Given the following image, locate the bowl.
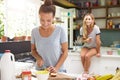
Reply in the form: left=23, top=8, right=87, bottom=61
left=36, top=70, right=49, bottom=80
left=107, top=51, right=113, bottom=55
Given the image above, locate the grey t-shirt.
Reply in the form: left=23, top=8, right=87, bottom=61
left=80, top=25, right=101, bottom=48
left=31, top=25, right=67, bottom=72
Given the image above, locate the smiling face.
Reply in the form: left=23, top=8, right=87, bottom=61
left=84, top=15, right=93, bottom=26
left=39, top=12, right=54, bottom=29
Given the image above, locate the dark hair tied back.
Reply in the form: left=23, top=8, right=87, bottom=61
left=44, top=0, right=53, bottom=6
left=39, top=0, right=56, bottom=17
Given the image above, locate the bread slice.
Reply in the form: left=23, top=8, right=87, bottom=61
left=50, top=73, right=57, bottom=77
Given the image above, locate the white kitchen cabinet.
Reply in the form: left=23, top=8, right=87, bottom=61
left=99, top=57, right=120, bottom=75
left=64, top=50, right=120, bottom=75
left=64, top=53, right=83, bottom=74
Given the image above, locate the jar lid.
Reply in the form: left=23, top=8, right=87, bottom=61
left=5, top=50, right=11, bottom=53
left=22, top=71, right=31, bottom=75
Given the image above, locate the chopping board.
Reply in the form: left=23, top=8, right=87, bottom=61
left=48, top=73, right=76, bottom=80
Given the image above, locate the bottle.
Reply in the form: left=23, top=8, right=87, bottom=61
left=109, top=20, right=113, bottom=29
left=100, top=0, right=105, bottom=6
left=107, top=20, right=113, bottom=29
left=107, top=20, right=110, bottom=29
left=0, top=50, right=15, bottom=80
left=112, top=0, right=118, bottom=5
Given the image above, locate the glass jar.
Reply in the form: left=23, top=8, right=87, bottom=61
left=100, top=0, right=105, bottom=6
left=22, top=71, right=31, bottom=80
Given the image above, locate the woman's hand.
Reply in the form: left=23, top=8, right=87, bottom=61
left=47, top=66, right=58, bottom=73
left=36, top=58, right=44, bottom=67
left=86, top=37, right=92, bottom=43
left=96, top=53, right=101, bottom=57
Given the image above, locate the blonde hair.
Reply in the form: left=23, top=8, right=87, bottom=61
left=82, top=13, right=95, bottom=38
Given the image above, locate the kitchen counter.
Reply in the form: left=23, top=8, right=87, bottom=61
left=68, top=47, right=120, bottom=58
left=13, top=47, right=120, bottom=80
left=65, top=47, right=120, bottom=75
left=68, top=51, right=120, bottom=58
left=16, top=73, right=76, bottom=80
left=15, top=62, right=76, bottom=80
left=0, top=41, right=31, bottom=54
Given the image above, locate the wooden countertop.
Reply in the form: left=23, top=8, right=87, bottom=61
left=48, top=73, right=76, bottom=80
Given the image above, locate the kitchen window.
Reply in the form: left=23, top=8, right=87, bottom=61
left=4, top=0, right=42, bottom=39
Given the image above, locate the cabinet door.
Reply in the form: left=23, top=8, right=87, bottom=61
left=64, top=54, right=100, bottom=74
left=99, top=57, right=120, bottom=75
left=89, top=57, right=101, bottom=75
left=64, top=54, right=83, bottom=74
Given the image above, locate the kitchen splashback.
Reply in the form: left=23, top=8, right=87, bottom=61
left=101, top=30, right=120, bottom=46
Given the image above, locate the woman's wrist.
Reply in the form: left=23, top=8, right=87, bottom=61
left=35, top=56, right=42, bottom=62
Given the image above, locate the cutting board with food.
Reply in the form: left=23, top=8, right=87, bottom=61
left=48, top=73, right=76, bottom=80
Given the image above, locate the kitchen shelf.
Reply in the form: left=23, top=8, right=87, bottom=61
left=72, top=4, right=120, bottom=43
left=90, top=6, right=106, bottom=9
left=75, top=5, right=120, bottom=10
left=107, top=17, right=120, bottom=19
left=54, top=0, right=120, bottom=9
left=100, top=29, right=120, bottom=30
left=74, top=17, right=107, bottom=20
left=95, top=17, right=107, bottom=19
left=107, top=5, right=120, bottom=8
left=74, top=4, right=120, bottom=29
left=53, top=0, right=78, bottom=9
left=76, top=5, right=119, bottom=10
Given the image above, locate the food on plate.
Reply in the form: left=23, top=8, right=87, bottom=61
left=50, top=72, right=57, bottom=77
